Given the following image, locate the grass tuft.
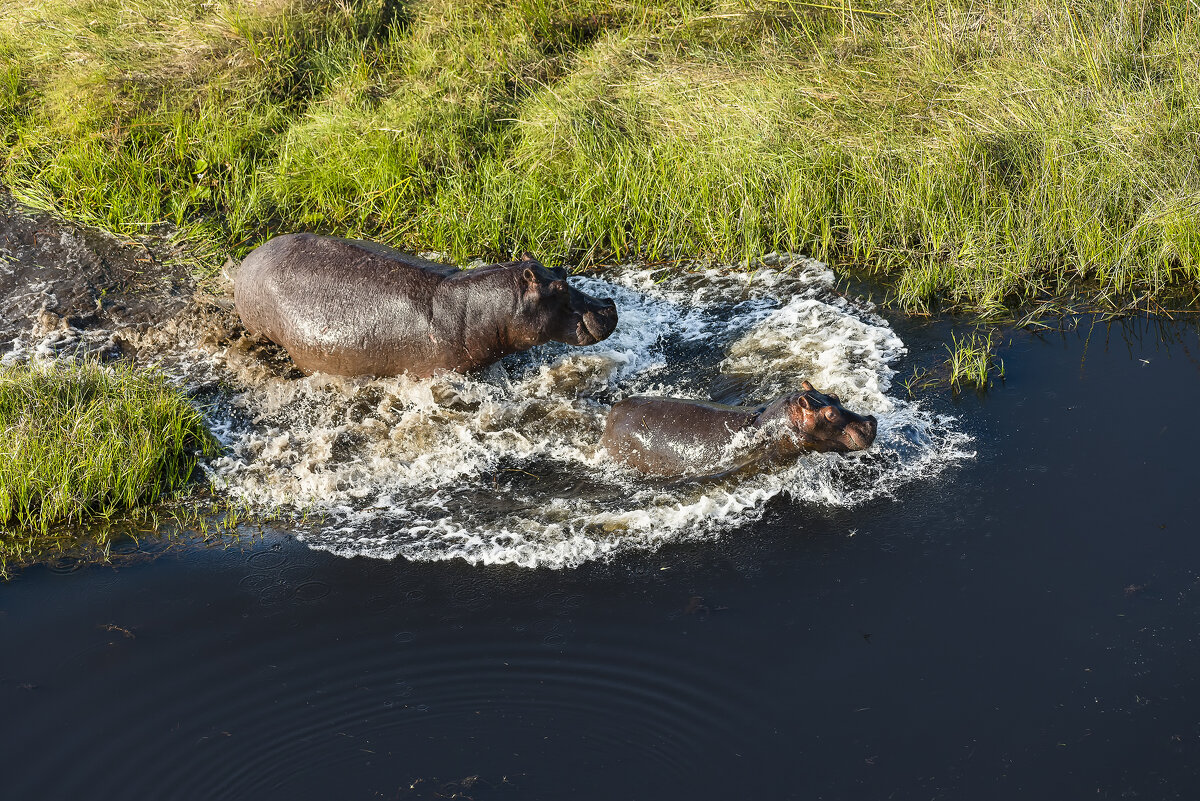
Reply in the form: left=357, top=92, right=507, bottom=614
left=0, top=360, right=218, bottom=541
left=945, top=330, right=1005, bottom=391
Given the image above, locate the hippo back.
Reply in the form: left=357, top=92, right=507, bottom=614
left=235, top=234, right=487, bottom=376
left=602, top=396, right=760, bottom=476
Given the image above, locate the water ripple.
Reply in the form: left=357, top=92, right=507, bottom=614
left=16, top=611, right=762, bottom=800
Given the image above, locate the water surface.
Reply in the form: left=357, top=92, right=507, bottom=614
left=3, top=314, right=1200, bottom=800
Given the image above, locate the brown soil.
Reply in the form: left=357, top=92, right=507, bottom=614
left=0, top=193, right=196, bottom=354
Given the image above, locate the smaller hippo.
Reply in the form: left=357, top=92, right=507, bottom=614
left=602, top=381, right=878, bottom=478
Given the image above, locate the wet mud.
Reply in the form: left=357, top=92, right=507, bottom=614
left=0, top=194, right=195, bottom=360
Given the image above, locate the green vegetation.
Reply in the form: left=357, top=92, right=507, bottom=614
left=945, top=329, right=1004, bottom=390
left=0, top=361, right=218, bottom=558
left=902, top=327, right=1005, bottom=393
left=2, top=0, right=1198, bottom=311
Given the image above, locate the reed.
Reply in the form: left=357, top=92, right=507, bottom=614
left=945, top=330, right=1004, bottom=390
left=1, top=0, right=1197, bottom=310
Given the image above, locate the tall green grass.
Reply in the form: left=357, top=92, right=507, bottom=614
left=0, top=361, right=217, bottom=540
left=2, top=0, right=1198, bottom=311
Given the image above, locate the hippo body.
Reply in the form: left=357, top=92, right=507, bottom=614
left=233, top=234, right=618, bottom=377
left=602, top=382, right=878, bottom=477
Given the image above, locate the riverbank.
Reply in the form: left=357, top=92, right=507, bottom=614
left=3, top=0, right=1198, bottom=313
left=0, top=196, right=237, bottom=569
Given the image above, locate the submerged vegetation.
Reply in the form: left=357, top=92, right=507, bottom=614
left=0, top=361, right=217, bottom=556
left=945, top=330, right=1004, bottom=390
left=902, top=328, right=1005, bottom=393
left=0, top=0, right=1198, bottom=312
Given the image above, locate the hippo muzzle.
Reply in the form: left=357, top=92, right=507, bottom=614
left=844, top=415, right=878, bottom=451
left=561, top=289, right=619, bottom=346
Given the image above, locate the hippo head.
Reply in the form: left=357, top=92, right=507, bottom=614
left=511, top=253, right=618, bottom=348
left=760, top=381, right=878, bottom=455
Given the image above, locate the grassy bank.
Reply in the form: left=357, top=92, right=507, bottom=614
left=0, top=361, right=217, bottom=562
left=1, top=0, right=1198, bottom=312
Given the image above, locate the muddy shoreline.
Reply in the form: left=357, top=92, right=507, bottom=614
left=0, top=195, right=305, bottom=385
left=0, top=195, right=197, bottom=355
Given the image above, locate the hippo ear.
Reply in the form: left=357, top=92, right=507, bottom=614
left=522, top=267, right=539, bottom=288
left=519, top=251, right=537, bottom=262
left=801, top=380, right=814, bottom=391
left=797, top=394, right=817, bottom=411
left=828, top=393, right=840, bottom=403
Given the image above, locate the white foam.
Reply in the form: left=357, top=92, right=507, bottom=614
left=6, top=254, right=974, bottom=568
left=189, top=255, right=973, bottom=568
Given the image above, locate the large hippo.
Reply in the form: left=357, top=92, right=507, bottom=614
left=233, top=234, right=618, bottom=377
left=602, top=381, right=878, bottom=477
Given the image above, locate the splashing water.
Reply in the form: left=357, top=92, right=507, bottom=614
left=3, top=255, right=973, bottom=568
left=192, top=256, right=972, bottom=568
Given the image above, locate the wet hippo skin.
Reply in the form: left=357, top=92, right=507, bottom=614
left=602, top=381, right=878, bottom=477
left=234, top=234, right=619, bottom=377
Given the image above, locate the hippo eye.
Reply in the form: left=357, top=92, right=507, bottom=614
left=549, top=280, right=568, bottom=293
left=822, top=405, right=840, bottom=421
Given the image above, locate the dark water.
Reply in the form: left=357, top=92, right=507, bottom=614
left=3, top=315, right=1200, bottom=800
